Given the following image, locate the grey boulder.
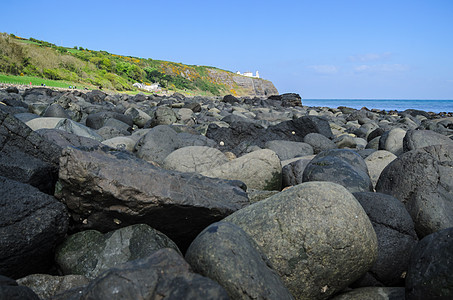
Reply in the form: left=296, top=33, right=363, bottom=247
left=163, top=146, right=228, bottom=173
left=403, top=129, right=453, bottom=152
left=186, top=221, right=294, bottom=300
left=376, top=144, right=453, bottom=237
left=264, top=140, right=313, bottom=160
left=225, top=181, right=378, bottom=300
left=135, top=125, right=180, bottom=164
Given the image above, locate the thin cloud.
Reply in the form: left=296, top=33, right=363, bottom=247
left=349, top=52, right=392, bottom=62
left=354, top=64, right=409, bottom=73
left=308, top=65, right=339, bottom=75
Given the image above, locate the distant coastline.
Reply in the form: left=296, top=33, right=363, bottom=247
left=302, top=99, right=453, bottom=113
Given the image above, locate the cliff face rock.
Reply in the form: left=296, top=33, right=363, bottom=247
left=206, top=69, right=278, bottom=97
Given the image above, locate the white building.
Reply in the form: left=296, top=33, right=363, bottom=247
left=236, top=71, right=260, bottom=78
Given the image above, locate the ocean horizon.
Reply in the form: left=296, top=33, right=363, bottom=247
left=302, top=99, right=453, bottom=113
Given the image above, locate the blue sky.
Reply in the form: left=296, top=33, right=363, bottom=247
left=1, top=0, right=452, bottom=99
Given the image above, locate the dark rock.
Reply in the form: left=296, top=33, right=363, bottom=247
left=376, top=144, right=453, bottom=237
left=186, top=221, right=294, bottom=300
left=135, top=125, right=180, bottom=164
left=303, top=132, right=336, bottom=154
left=331, top=287, right=405, bottom=300
left=225, top=181, right=377, bottom=299
left=76, top=248, right=229, bottom=300
left=43, top=103, right=71, bottom=118
left=55, top=146, right=249, bottom=252
left=352, top=192, right=418, bottom=287
left=403, top=129, right=453, bottom=152
left=378, top=128, right=406, bottom=155
left=183, top=102, right=201, bottom=113
left=419, top=117, right=453, bottom=135
left=0, top=176, right=68, bottom=279
left=282, top=156, right=315, bottom=188
left=55, top=224, right=181, bottom=279
left=402, top=109, right=430, bottom=119
left=303, top=149, right=373, bottom=193
left=85, top=90, right=107, bottom=103
left=177, top=132, right=217, bottom=148
left=222, top=94, right=239, bottom=104
left=0, top=110, right=61, bottom=193
left=367, top=127, right=385, bottom=142
left=0, top=275, right=40, bottom=300
left=17, top=274, right=89, bottom=300
left=281, top=93, right=302, bottom=107
left=405, top=227, right=453, bottom=300
left=149, top=106, right=178, bottom=127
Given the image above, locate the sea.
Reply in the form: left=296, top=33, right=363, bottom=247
left=302, top=99, right=453, bottom=113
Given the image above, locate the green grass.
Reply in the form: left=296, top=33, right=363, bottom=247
left=0, top=73, right=91, bottom=89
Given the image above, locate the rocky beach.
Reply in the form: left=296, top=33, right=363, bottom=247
left=1, top=85, right=452, bottom=300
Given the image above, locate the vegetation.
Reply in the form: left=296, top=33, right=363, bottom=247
left=0, top=32, right=246, bottom=95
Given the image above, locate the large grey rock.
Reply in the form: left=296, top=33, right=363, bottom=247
left=225, top=181, right=378, bottom=300
left=378, top=128, right=406, bottom=155
left=135, top=125, right=180, bottom=164
left=85, top=111, right=133, bottom=130
left=376, top=144, right=453, bottom=237
left=55, top=146, right=249, bottom=252
left=403, top=129, right=453, bottom=152
left=150, top=106, right=178, bottom=126
left=0, top=110, right=61, bottom=193
left=201, top=149, right=282, bottom=190
left=17, top=274, right=89, bottom=300
left=405, top=227, right=453, bottom=300
left=0, top=275, right=40, bottom=300
left=42, top=103, right=71, bottom=118
left=352, top=192, right=418, bottom=287
left=0, top=176, right=68, bottom=279
left=265, top=140, right=313, bottom=160
left=36, top=128, right=103, bottom=149
left=101, top=136, right=136, bottom=152
left=303, top=132, right=336, bottom=154
left=75, top=248, right=229, bottom=300
left=331, top=287, right=405, bottom=300
left=186, top=221, right=294, bottom=300
left=124, top=107, right=152, bottom=128
left=55, top=224, right=180, bottom=279
left=163, top=146, right=228, bottom=173
left=303, top=149, right=373, bottom=193
left=364, top=150, right=397, bottom=188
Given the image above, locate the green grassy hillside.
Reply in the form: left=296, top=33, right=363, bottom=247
left=0, top=33, right=276, bottom=96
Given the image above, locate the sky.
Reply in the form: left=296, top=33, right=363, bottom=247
left=1, top=0, right=452, bottom=99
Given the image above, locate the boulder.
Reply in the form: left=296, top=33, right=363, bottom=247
left=378, top=128, right=406, bottom=155
left=352, top=192, right=418, bottom=287
left=55, top=146, right=249, bottom=252
left=403, top=129, right=453, bottom=152
left=0, top=111, right=61, bottom=193
left=177, top=131, right=217, bottom=148
left=376, top=144, right=453, bottom=237
left=0, top=176, right=68, bottom=279
left=201, top=149, right=282, bottom=190
left=282, top=156, right=316, bottom=188
left=364, top=150, right=397, bottom=188
left=163, top=146, right=229, bottom=173
left=55, top=224, right=180, bottom=279
left=303, top=132, right=336, bottom=154
left=101, top=136, right=136, bottom=152
left=17, top=274, right=89, bottom=300
left=135, top=125, right=180, bottom=164
left=36, top=128, right=103, bottom=149
left=0, top=275, right=40, bottom=300
left=42, top=103, right=71, bottom=118
left=86, top=111, right=133, bottom=130
left=124, top=107, right=152, bottom=128
left=264, top=140, right=313, bottom=160
left=225, top=181, right=378, bottom=300
left=149, top=106, right=178, bottom=126
left=74, top=248, right=229, bottom=300
left=405, top=227, right=453, bottom=300
left=331, top=287, right=405, bottom=300
left=186, top=221, right=294, bottom=300
left=303, top=149, right=373, bottom=193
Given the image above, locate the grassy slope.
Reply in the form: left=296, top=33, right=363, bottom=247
left=0, top=33, right=248, bottom=95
